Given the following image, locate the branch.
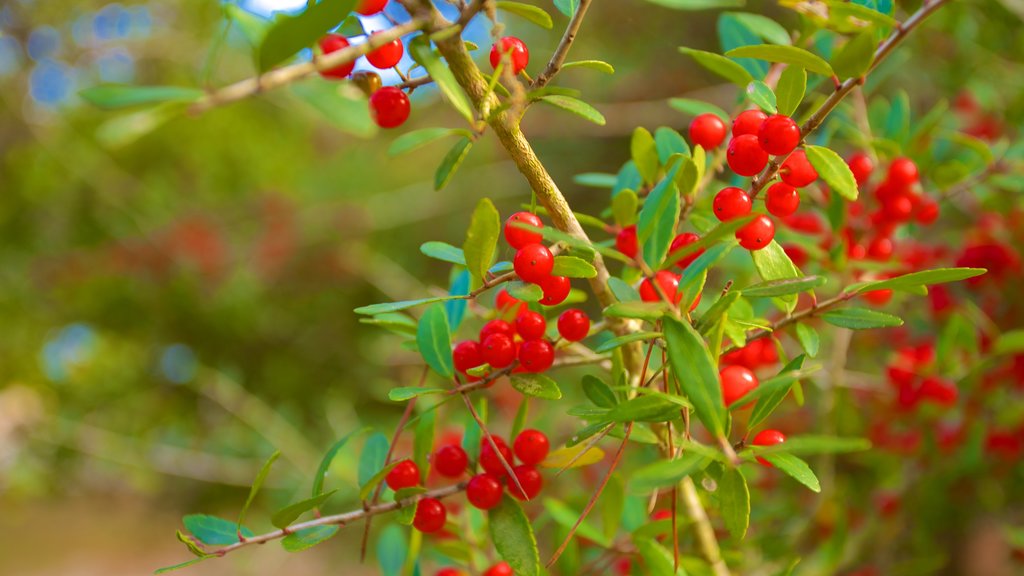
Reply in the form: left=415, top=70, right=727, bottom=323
left=720, top=290, right=859, bottom=355
left=681, top=476, right=730, bottom=576
left=531, top=0, right=593, bottom=89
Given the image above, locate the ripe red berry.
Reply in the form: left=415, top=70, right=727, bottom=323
left=639, top=270, right=681, bottom=304
left=318, top=35, right=356, bottom=79
left=496, top=289, right=523, bottom=312
left=751, top=429, right=786, bottom=466
left=732, top=109, right=768, bottom=137
left=369, top=86, right=410, bottom=128
left=504, top=211, right=543, bottom=249
left=480, top=319, right=514, bottom=341
left=514, top=244, right=554, bottom=283
left=688, top=113, right=728, bottom=149
left=881, top=194, right=914, bottom=222
left=758, top=115, right=801, bottom=156
left=848, top=152, right=874, bottom=186
left=481, top=333, right=516, bottom=369
left=436, top=568, right=467, bottom=576
left=413, top=498, right=446, bottom=533
left=356, top=0, right=388, bottom=15
left=434, top=444, right=468, bottom=477
left=489, top=37, right=529, bottom=74
left=616, top=225, right=638, bottom=259
left=727, top=134, right=770, bottom=176
left=385, top=459, right=421, bottom=490
left=765, top=182, right=800, bottom=218
left=513, top=429, right=550, bottom=465
left=780, top=150, right=818, bottom=187
left=720, top=365, right=758, bottom=407
left=538, top=275, right=571, bottom=307
left=479, top=437, right=514, bottom=476
left=887, top=157, right=919, bottom=187
left=365, top=32, right=404, bottom=69
left=670, top=232, right=703, bottom=269
left=863, top=289, right=893, bottom=306
left=736, top=214, right=775, bottom=251
left=515, top=310, right=547, bottom=341
left=518, top=339, right=555, bottom=373
left=507, top=465, right=543, bottom=500
left=713, top=187, right=753, bottom=221
left=466, top=473, right=504, bottom=509
left=557, top=309, right=590, bottom=341
left=916, top=198, right=939, bottom=225
left=867, top=236, right=894, bottom=261
left=452, top=340, right=483, bottom=374
left=484, top=562, right=514, bottom=576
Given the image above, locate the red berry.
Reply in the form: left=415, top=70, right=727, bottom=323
left=515, top=310, right=547, bottom=341
left=727, top=134, right=770, bottom=177
left=867, top=236, right=894, bottom=261
left=466, top=473, right=504, bottom=509
left=496, top=289, right=523, bottom=312
left=504, top=212, right=543, bottom=249
left=489, top=37, right=529, bottom=74
left=616, top=225, right=638, bottom=258
left=318, top=35, right=356, bottom=79
left=434, top=444, right=468, bottom=478
left=513, top=244, right=554, bottom=283
left=887, top=157, right=919, bottom=187
left=484, top=562, right=514, bottom=576
left=639, top=270, right=681, bottom=304
left=713, top=187, right=753, bottom=221
left=480, top=319, right=514, bottom=341
left=385, top=459, right=420, bottom=490
left=863, top=289, right=893, bottom=306
left=881, top=194, right=914, bottom=222
left=557, top=309, right=590, bottom=342
left=780, top=150, right=818, bottom=187
left=669, top=232, right=703, bottom=269
left=513, top=429, right=550, bottom=465
left=720, top=365, right=758, bottom=407
left=758, top=115, right=801, bottom=156
left=436, top=569, right=466, bottom=576
left=507, top=465, right=543, bottom=500
left=848, top=152, right=874, bottom=186
left=479, top=437, right=514, bottom=476
left=538, top=275, right=571, bottom=307
left=916, top=198, right=939, bottom=225
left=369, top=86, right=410, bottom=128
left=413, top=498, right=446, bottom=533
left=481, top=333, right=516, bottom=369
left=356, top=0, right=388, bottom=15
left=732, top=109, right=768, bottom=137
left=452, top=340, right=483, bottom=374
left=765, top=182, right=800, bottom=218
left=688, top=113, right=728, bottom=149
left=736, top=214, right=775, bottom=251
left=365, top=32, right=404, bottom=69
left=519, top=339, right=555, bottom=373
left=751, top=429, right=786, bottom=466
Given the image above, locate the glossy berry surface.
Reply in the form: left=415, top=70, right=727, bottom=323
left=504, top=212, right=543, bottom=249
left=518, top=339, right=555, bottom=373
left=765, top=182, right=800, bottom=218
left=639, top=270, right=681, bottom=304
left=365, top=33, right=404, bottom=69
left=481, top=333, right=516, bottom=369
left=433, top=444, right=468, bottom=477
left=489, top=37, right=529, bottom=74
left=670, top=232, right=703, bottom=269
left=736, top=214, right=775, bottom=251
left=752, top=429, right=786, bottom=466
left=713, top=187, right=752, bottom=221
left=689, top=113, right=728, bottom=149
left=515, top=310, right=547, bottom=341
left=780, top=150, right=818, bottom=187
left=479, top=437, right=514, bottom=476
left=513, top=244, right=554, bottom=283
left=318, top=35, right=356, bottom=79
left=720, top=365, right=758, bottom=407
left=848, top=152, right=874, bottom=186
left=507, top=465, right=543, bottom=500
left=412, top=498, right=446, bottom=533
left=538, top=275, right=571, bottom=306
left=557, top=309, right=590, bottom=342
left=452, top=341, right=483, bottom=374
left=356, top=0, right=388, bottom=15
left=867, top=236, right=894, bottom=261
left=484, top=562, right=514, bottom=576
left=496, top=289, right=522, bottom=312
left=385, top=459, right=420, bottom=490
left=466, top=473, right=504, bottom=509
left=513, top=429, right=550, bottom=465
left=480, top=319, right=514, bottom=341
left=727, top=135, right=770, bottom=176
left=887, top=157, right=919, bottom=187
left=732, top=109, right=768, bottom=137
left=369, top=87, right=410, bottom=128
left=757, top=115, right=801, bottom=156
left=616, top=225, right=638, bottom=258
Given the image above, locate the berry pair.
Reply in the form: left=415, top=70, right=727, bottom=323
left=384, top=459, right=448, bottom=533
left=638, top=270, right=701, bottom=311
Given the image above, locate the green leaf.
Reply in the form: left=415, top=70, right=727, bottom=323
left=335, top=13, right=365, bottom=36
left=631, top=452, right=711, bottom=493
left=775, top=65, right=806, bottom=117
left=313, top=428, right=367, bottom=498
left=417, top=304, right=454, bottom=378
left=281, top=525, right=339, bottom=552
left=612, top=189, right=639, bottom=227
left=647, top=0, right=744, bottom=10
left=544, top=498, right=611, bottom=547
left=582, top=375, right=618, bottom=408
left=258, top=0, right=359, bottom=71
left=752, top=435, right=871, bottom=456
left=561, top=60, right=615, bottom=74
left=463, top=198, right=501, bottom=284
left=420, top=241, right=466, bottom=266
left=831, top=31, right=875, bottom=79
left=175, top=531, right=212, bottom=558
left=661, top=216, right=752, bottom=271
left=593, top=331, right=662, bottom=354
left=795, top=324, right=820, bottom=358
left=292, top=80, right=377, bottom=138
left=607, top=395, right=682, bottom=423
left=539, top=95, right=606, bottom=125
left=359, top=461, right=400, bottom=500
left=822, top=308, right=903, bottom=329
left=511, top=373, right=563, bottom=400
left=746, top=81, right=777, bottom=114
left=388, top=387, right=447, bottom=401
left=823, top=0, right=898, bottom=29
left=377, top=524, right=408, bottom=576
left=239, top=451, right=280, bottom=532
left=719, top=467, right=750, bottom=539
left=434, top=136, right=474, bottom=190
left=603, top=301, right=670, bottom=321
left=553, top=0, right=580, bottom=17
left=805, top=145, right=858, bottom=201
left=496, top=1, right=554, bottom=28
left=608, top=277, right=641, bottom=303
left=552, top=255, right=598, bottom=278
left=155, top=558, right=212, bottom=574
left=852, top=267, right=987, bottom=293
left=489, top=496, right=541, bottom=576
left=664, top=317, right=726, bottom=436
left=79, top=85, right=204, bottom=110
left=389, top=128, right=466, bottom=156
left=995, top=330, right=1024, bottom=356
left=416, top=407, right=437, bottom=477
left=668, top=98, right=730, bottom=121
left=271, top=490, right=338, bottom=529
left=183, top=515, right=252, bottom=545
left=742, top=276, right=826, bottom=297
left=762, top=453, right=820, bottom=492
left=655, top=127, right=691, bottom=164
left=602, top=474, right=626, bottom=542
left=359, top=432, right=390, bottom=488
left=725, top=12, right=792, bottom=45
left=408, top=35, right=475, bottom=122
left=747, top=360, right=813, bottom=428
left=631, top=127, right=660, bottom=184
left=575, top=172, right=618, bottom=188
left=638, top=175, right=681, bottom=270
left=696, top=291, right=742, bottom=334
left=725, top=44, right=834, bottom=76
left=678, top=47, right=754, bottom=87
left=355, top=296, right=463, bottom=315
left=751, top=240, right=801, bottom=310
left=635, top=537, right=685, bottom=576
left=224, top=4, right=270, bottom=46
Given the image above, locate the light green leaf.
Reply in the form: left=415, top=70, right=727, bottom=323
left=742, top=276, right=826, bottom=297
left=746, top=81, right=777, bottom=114
left=632, top=127, right=660, bottom=184
left=647, top=0, right=744, bottom=10
left=409, top=35, right=475, bottom=122
left=607, top=395, right=682, bottom=423
left=594, top=331, right=662, bottom=354
left=775, top=65, right=806, bottom=116
left=496, top=1, right=554, bottom=28
left=359, top=461, right=400, bottom=500
left=751, top=435, right=871, bottom=456
left=463, top=198, right=501, bottom=284
left=435, top=136, right=474, bottom=190
left=635, top=537, right=685, bottom=576
left=719, top=467, right=750, bottom=539
left=751, top=240, right=801, bottom=311
left=679, top=47, right=754, bottom=86
left=562, top=60, right=615, bottom=74
left=511, top=373, right=563, bottom=400
left=358, top=433, right=389, bottom=488
left=725, top=44, right=834, bottom=76
left=638, top=174, right=681, bottom=270
left=292, top=81, right=377, bottom=138
left=271, top=490, right=337, bottom=529
left=668, top=98, right=730, bottom=121
left=851, top=267, right=986, bottom=293
left=725, top=12, right=792, bottom=45
left=420, top=241, right=466, bottom=265
left=795, top=324, right=819, bottom=358
left=540, top=95, right=606, bottom=125
left=747, top=357, right=810, bottom=428
left=761, top=452, right=820, bottom=492
left=805, top=145, right=858, bottom=201
left=822, top=308, right=903, bottom=329
left=388, top=387, right=448, bottom=401
left=281, top=525, right=339, bottom=552
left=604, top=301, right=671, bottom=321
left=239, top=451, right=280, bottom=533
left=355, top=296, right=463, bottom=315
left=663, top=317, right=726, bottom=436
left=612, top=189, right=639, bottom=227
left=79, top=85, right=204, bottom=110
left=831, top=31, right=875, bottom=79
left=417, top=304, right=454, bottom=378
left=631, top=452, right=711, bottom=493
left=552, top=255, right=598, bottom=278
left=258, top=0, right=359, bottom=72
left=489, top=496, right=541, bottom=576
left=313, top=428, right=368, bottom=498
left=155, top=557, right=212, bottom=574
left=553, top=0, right=580, bottom=17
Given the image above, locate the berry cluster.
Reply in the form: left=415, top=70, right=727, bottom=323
left=720, top=337, right=778, bottom=371
left=616, top=227, right=705, bottom=310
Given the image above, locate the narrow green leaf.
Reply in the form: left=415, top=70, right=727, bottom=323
left=608, top=277, right=641, bottom=303
left=603, top=301, right=670, bottom=321
left=822, top=307, right=903, bottom=329
left=239, top=451, right=280, bottom=533
left=593, top=331, right=662, bottom=354
left=313, top=428, right=368, bottom=498
left=359, top=461, right=400, bottom=500
left=752, top=435, right=871, bottom=456
left=176, top=531, right=212, bottom=558
left=632, top=127, right=660, bottom=184
left=155, top=557, right=211, bottom=574
left=552, top=255, right=598, bottom=278
left=553, top=0, right=580, bottom=17
left=602, top=474, right=626, bottom=542
left=544, top=498, right=611, bottom=547
left=631, top=452, right=711, bottom=493
left=409, top=35, right=475, bottom=122
left=496, top=1, right=554, bottom=28
left=358, top=433, right=390, bottom=488
left=725, top=12, right=792, bottom=45
left=281, top=525, right=339, bottom=552
left=742, top=276, right=826, bottom=297
left=540, top=95, right=606, bottom=125
left=463, top=198, right=501, bottom=284
left=795, top=324, right=820, bottom=358
left=746, top=81, right=777, bottom=114
left=852, top=267, right=986, bottom=293
left=668, top=97, right=730, bottom=121
left=719, top=467, right=750, bottom=539
left=762, top=452, right=821, bottom=492
left=575, top=172, right=618, bottom=188
left=725, top=44, right=834, bottom=76
left=831, top=31, right=875, bottom=79
left=748, top=359, right=812, bottom=428
left=824, top=0, right=898, bottom=28
left=355, top=296, right=463, bottom=315
left=664, top=317, right=726, bottom=436
left=388, top=387, right=448, bottom=401
left=607, top=395, right=682, bottom=423
left=648, top=0, right=744, bottom=10
left=258, top=0, right=359, bottom=71
left=271, top=490, right=338, bottom=529
left=775, top=65, right=806, bottom=116
left=489, top=496, right=541, bottom=576
left=79, top=85, right=204, bottom=110
left=415, top=408, right=436, bottom=477
left=696, top=291, right=742, bottom=334
left=995, top=330, right=1024, bottom=356
left=612, top=189, right=639, bottom=227
left=389, top=128, right=465, bottom=156
left=635, top=537, right=685, bottom=576
left=561, top=60, right=615, bottom=74
left=582, top=375, right=618, bottom=408
left=420, top=241, right=466, bottom=265
left=417, top=304, right=454, bottom=378
left=183, top=515, right=253, bottom=545
left=661, top=216, right=753, bottom=271
left=805, top=145, right=858, bottom=201
left=292, top=80, right=377, bottom=138
left=434, top=136, right=473, bottom=190
left=511, top=373, right=563, bottom=400
left=678, top=47, right=754, bottom=86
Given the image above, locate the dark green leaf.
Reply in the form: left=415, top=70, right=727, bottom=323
left=417, top=304, right=454, bottom=378
left=271, top=490, right=338, bottom=529
left=775, top=65, right=806, bottom=116
left=607, top=395, right=681, bottom=423
left=79, top=85, right=204, bottom=110
left=725, top=12, right=792, bottom=45
left=258, top=0, right=359, bottom=72
left=358, top=433, right=390, bottom=487
left=540, top=95, right=606, bottom=125
left=544, top=498, right=611, bottom=547
left=496, top=1, right=554, bottom=28
left=761, top=453, right=820, bottom=492
left=748, top=361, right=816, bottom=429
left=664, top=317, right=727, bottom=436
left=608, top=277, right=641, bottom=303
left=742, top=276, right=826, bottom=297
left=552, top=255, right=598, bottom=278
left=593, top=331, right=662, bottom=353
left=463, top=198, right=501, bottom=284
left=752, top=435, right=871, bottom=456
left=655, top=127, right=690, bottom=164
left=635, top=537, right=684, bottom=576
left=805, top=145, right=859, bottom=201
left=377, top=524, right=407, bottom=576
left=822, top=308, right=903, bottom=329
left=678, top=47, right=754, bottom=86
left=435, top=136, right=474, bottom=190
left=638, top=174, right=681, bottom=269
left=725, top=44, right=834, bottom=76
left=409, top=35, right=475, bottom=122
left=281, top=525, right=339, bottom=552
left=553, top=0, right=580, bottom=17
left=511, top=373, right=563, bottom=400
left=489, top=496, right=541, bottom=576
left=415, top=408, right=436, bottom=476
left=183, top=514, right=252, bottom=545
left=359, top=461, right=400, bottom=500
left=661, top=216, right=752, bottom=271
left=631, top=452, right=711, bottom=493
left=313, top=428, right=367, bottom=498
left=239, top=451, right=280, bottom=532
left=719, top=467, right=750, bottom=539
left=831, top=31, right=875, bottom=79
left=612, top=189, right=639, bottom=227
left=696, top=291, right=742, bottom=334
left=582, top=375, right=618, bottom=407
left=420, top=241, right=466, bottom=265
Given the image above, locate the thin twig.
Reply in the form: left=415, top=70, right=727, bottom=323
left=531, top=0, right=593, bottom=89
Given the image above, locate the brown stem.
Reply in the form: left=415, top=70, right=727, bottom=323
left=681, top=476, right=730, bottom=576
left=531, top=0, right=593, bottom=89
left=720, top=290, right=859, bottom=355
